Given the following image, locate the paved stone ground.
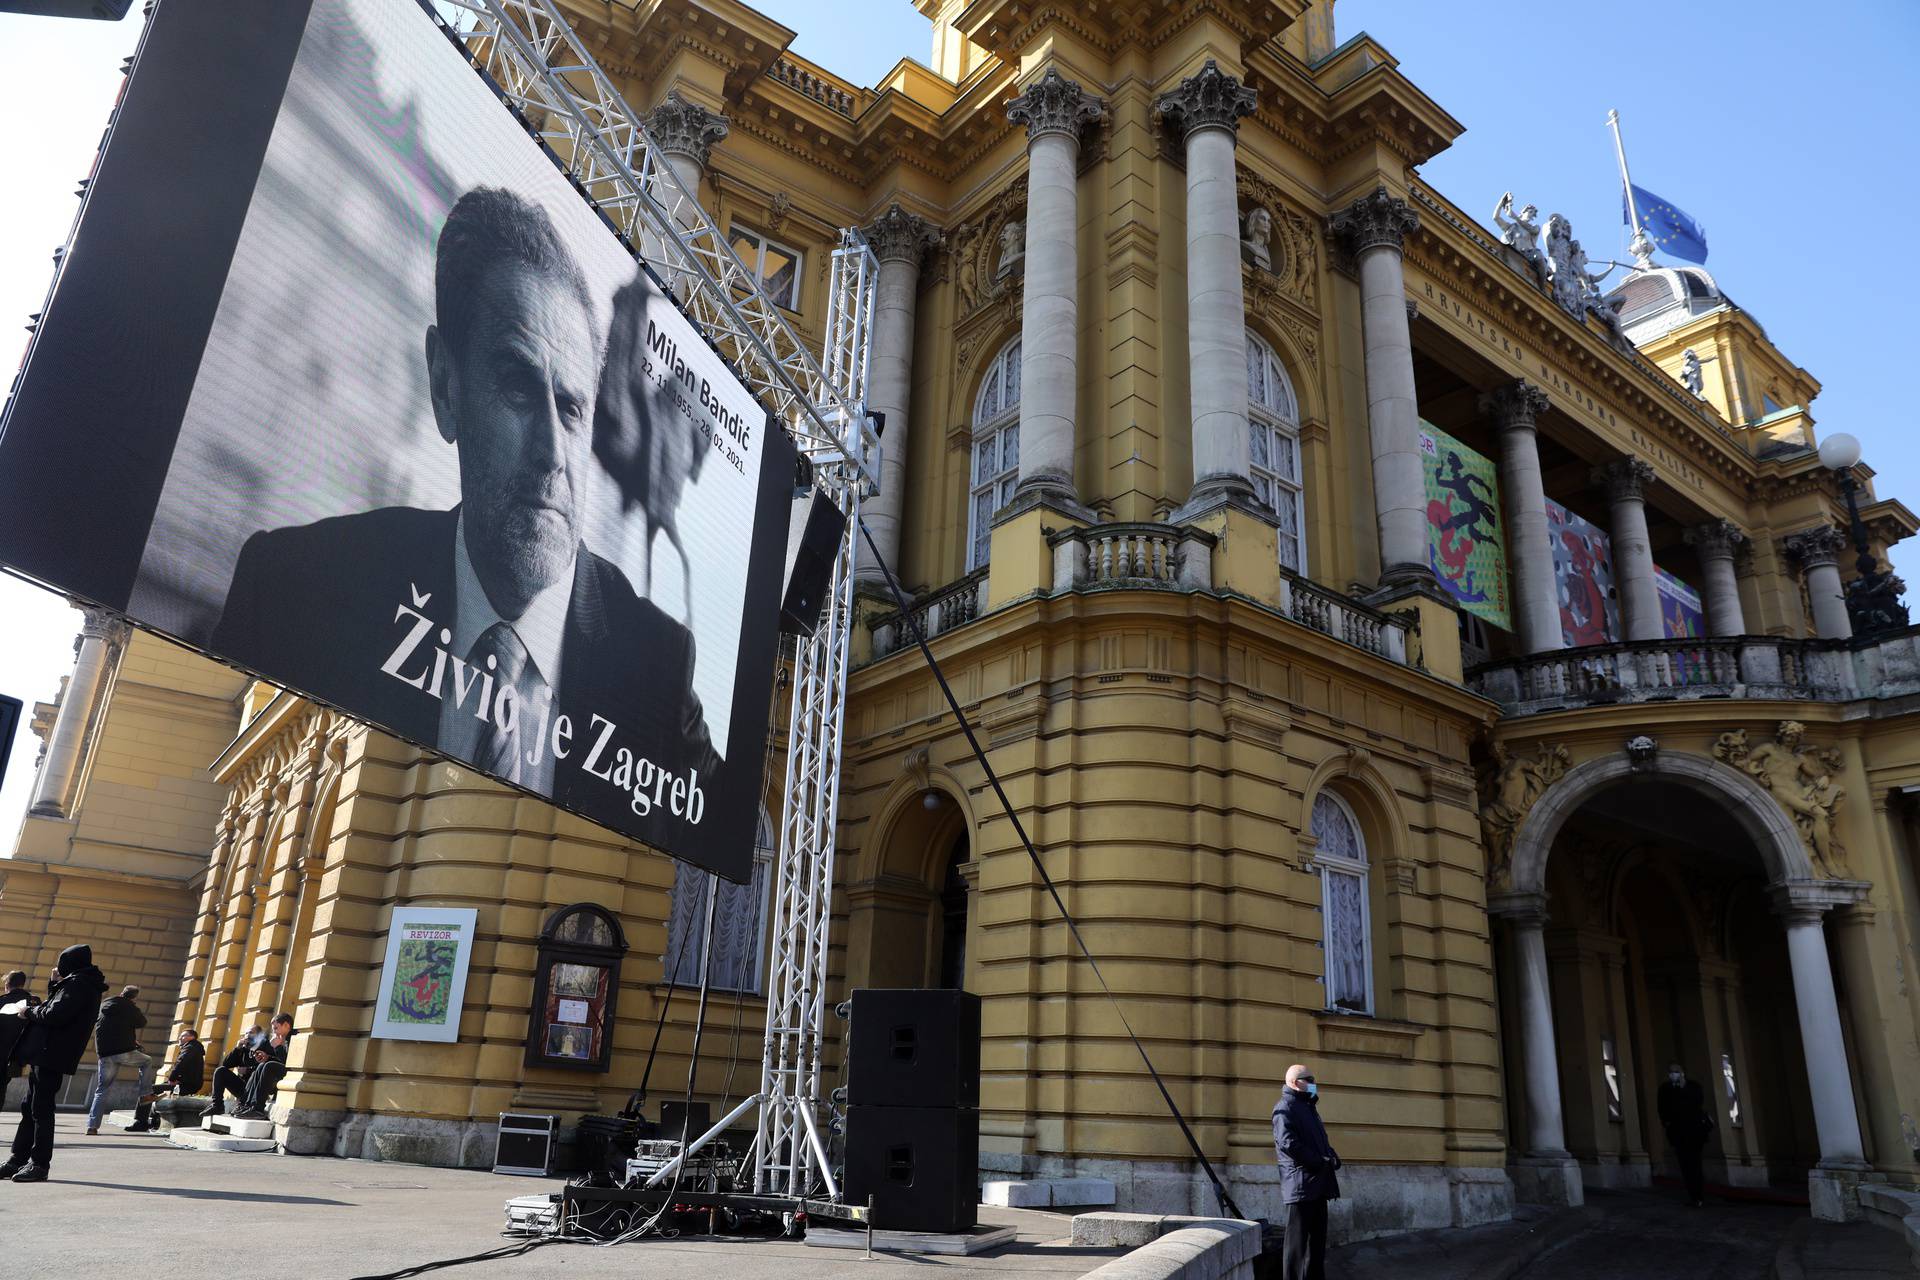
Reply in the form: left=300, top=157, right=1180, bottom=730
left=1778, top=1216, right=1916, bottom=1280
left=3, top=1116, right=1122, bottom=1280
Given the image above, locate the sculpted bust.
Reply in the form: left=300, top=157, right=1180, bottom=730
left=1242, top=206, right=1273, bottom=272
left=995, top=219, right=1026, bottom=281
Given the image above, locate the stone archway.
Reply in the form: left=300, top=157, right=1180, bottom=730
left=1488, top=744, right=1871, bottom=1220
left=845, top=752, right=978, bottom=991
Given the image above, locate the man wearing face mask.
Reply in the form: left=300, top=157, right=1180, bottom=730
left=1273, top=1063, right=1341, bottom=1280
left=1657, top=1061, right=1712, bottom=1207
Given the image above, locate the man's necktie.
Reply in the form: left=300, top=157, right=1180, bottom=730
left=469, top=621, right=538, bottom=784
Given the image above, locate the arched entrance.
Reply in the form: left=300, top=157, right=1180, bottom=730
left=1490, top=747, right=1870, bottom=1220
left=845, top=764, right=976, bottom=992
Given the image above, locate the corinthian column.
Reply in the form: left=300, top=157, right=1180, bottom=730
left=1684, top=519, right=1749, bottom=636
left=1594, top=458, right=1661, bottom=641
left=1784, top=526, right=1852, bottom=640
left=855, top=204, right=941, bottom=586
left=28, top=607, right=128, bottom=818
left=1330, top=188, right=1431, bottom=587
left=1481, top=380, right=1560, bottom=654
left=643, top=93, right=728, bottom=266
left=1156, top=60, right=1258, bottom=516
left=1005, top=68, right=1105, bottom=511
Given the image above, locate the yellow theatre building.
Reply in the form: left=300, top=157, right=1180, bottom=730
left=6, top=0, right=1920, bottom=1238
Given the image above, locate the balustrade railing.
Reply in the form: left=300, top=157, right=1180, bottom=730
left=1278, top=572, right=1409, bottom=664
left=1469, top=635, right=1859, bottom=713
left=868, top=567, right=988, bottom=660
left=768, top=57, right=857, bottom=117
left=1049, top=523, right=1212, bottom=592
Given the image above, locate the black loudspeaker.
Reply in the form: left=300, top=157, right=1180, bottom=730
left=844, top=1104, right=978, bottom=1233
left=659, top=1099, right=711, bottom=1139
left=848, top=988, right=981, bottom=1110
left=779, top=487, right=847, bottom=636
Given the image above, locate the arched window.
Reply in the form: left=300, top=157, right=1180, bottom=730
left=665, top=809, right=774, bottom=993
left=967, top=338, right=1022, bottom=570
left=1247, top=333, right=1305, bottom=572
left=1311, top=790, right=1371, bottom=1014
left=525, top=903, right=627, bottom=1072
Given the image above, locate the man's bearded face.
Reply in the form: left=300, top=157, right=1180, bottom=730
left=445, top=264, right=598, bottom=609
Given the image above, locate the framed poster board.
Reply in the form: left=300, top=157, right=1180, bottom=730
left=371, top=907, right=478, bottom=1043
left=524, top=904, right=626, bottom=1073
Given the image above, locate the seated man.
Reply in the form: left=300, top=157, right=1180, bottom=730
left=208, top=1014, right=291, bottom=1117
left=129, top=1027, right=205, bottom=1132
left=232, top=1021, right=295, bottom=1120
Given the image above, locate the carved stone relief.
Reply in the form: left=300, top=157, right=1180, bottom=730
left=1477, top=741, right=1572, bottom=891
left=1712, top=721, right=1850, bottom=877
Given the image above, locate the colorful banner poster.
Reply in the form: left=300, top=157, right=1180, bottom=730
left=1420, top=423, right=1511, bottom=630
left=1545, top=498, right=1619, bottom=648
left=1656, top=568, right=1706, bottom=639
left=372, top=907, right=478, bottom=1044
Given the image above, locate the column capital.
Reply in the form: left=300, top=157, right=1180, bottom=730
left=1488, top=890, right=1551, bottom=928
left=1592, top=457, right=1656, bottom=503
left=1154, top=58, right=1256, bottom=140
left=1685, top=518, right=1748, bottom=562
left=862, top=203, right=942, bottom=267
left=1007, top=67, right=1106, bottom=144
left=1479, top=379, right=1551, bottom=432
left=1768, top=877, right=1870, bottom=926
left=645, top=92, right=729, bottom=167
left=1329, top=186, right=1419, bottom=257
left=1782, top=524, right=1847, bottom=570
left=79, top=606, right=125, bottom=641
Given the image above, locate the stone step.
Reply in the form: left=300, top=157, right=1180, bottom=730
left=204, top=1115, right=275, bottom=1140
left=104, top=1109, right=148, bottom=1130
left=167, top=1127, right=275, bottom=1154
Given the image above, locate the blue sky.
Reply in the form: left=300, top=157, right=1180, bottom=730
left=1, top=1, right=1914, bottom=838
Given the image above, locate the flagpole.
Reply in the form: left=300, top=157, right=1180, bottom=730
left=1607, top=109, right=1655, bottom=268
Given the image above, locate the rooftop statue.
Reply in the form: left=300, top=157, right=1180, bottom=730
left=1680, top=348, right=1705, bottom=397
left=1493, top=191, right=1548, bottom=288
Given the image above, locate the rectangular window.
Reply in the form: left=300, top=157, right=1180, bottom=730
left=666, top=854, right=771, bottom=994
left=1602, top=1036, right=1622, bottom=1122
left=1320, top=865, right=1370, bottom=1014
left=1251, top=419, right=1305, bottom=572
left=968, top=423, right=1019, bottom=570
left=728, top=225, right=803, bottom=311
left=1720, top=1051, right=1741, bottom=1128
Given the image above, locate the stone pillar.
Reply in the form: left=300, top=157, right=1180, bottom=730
left=1771, top=885, right=1870, bottom=1220
left=1004, top=68, right=1104, bottom=511
left=855, top=204, right=941, bottom=586
left=642, top=93, right=728, bottom=272
left=1493, top=893, right=1584, bottom=1205
left=27, top=607, right=126, bottom=817
left=1684, top=519, right=1749, bottom=636
left=1482, top=381, right=1560, bottom=653
left=1330, top=187, right=1431, bottom=587
left=1594, top=459, right=1661, bottom=642
left=1784, top=526, right=1853, bottom=641
left=1155, top=60, right=1258, bottom=516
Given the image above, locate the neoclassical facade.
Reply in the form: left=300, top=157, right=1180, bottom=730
left=10, top=0, right=1918, bottom=1241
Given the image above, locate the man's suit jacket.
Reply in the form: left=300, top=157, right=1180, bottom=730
left=209, top=506, right=721, bottom=809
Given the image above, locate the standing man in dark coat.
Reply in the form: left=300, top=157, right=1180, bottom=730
left=1273, top=1062, right=1341, bottom=1280
left=85, top=984, right=152, bottom=1136
left=1657, top=1061, right=1713, bottom=1207
left=2, top=944, right=107, bottom=1181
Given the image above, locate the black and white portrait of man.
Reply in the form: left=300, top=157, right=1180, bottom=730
left=208, top=186, right=722, bottom=799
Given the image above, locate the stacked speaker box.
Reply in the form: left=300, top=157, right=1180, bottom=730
left=843, top=988, right=981, bottom=1233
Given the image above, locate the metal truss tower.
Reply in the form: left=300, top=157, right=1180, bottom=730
left=444, top=0, right=878, bottom=1205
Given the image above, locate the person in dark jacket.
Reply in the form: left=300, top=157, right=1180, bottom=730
left=128, top=1027, right=206, bottom=1132
left=1272, top=1063, right=1341, bottom=1280
left=85, top=984, right=153, bottom=1135
left=208, top=1013, right=293, bottom=1117
left=0, top=971, right=37, bottom=1081
left=1657, top=1061, right=1713, bottom=1207
left=2, top=944, right=108, bottom=1181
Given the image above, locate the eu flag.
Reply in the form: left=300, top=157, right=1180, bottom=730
left=1623, top=183, right=1708, bottom=264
